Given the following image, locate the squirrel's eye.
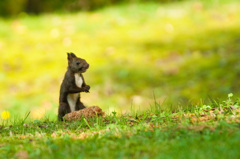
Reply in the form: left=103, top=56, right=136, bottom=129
left=76, top=61, right=80, bottom=65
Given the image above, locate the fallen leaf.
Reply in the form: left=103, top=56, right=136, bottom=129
left=38, top=125, right=48, bottom=128
left=0, top=144, right=5, bottom=147
left=230, top=105, right=237, bottom=110
left=51, top=133, right=57, bottom=137
left=16, top=151, right=28, bottom=159
left=23, top=124, right=29, bottom=127
left=188, top=125, right=215, bottom=132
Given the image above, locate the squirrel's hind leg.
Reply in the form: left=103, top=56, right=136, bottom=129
left=58, top=102, right=70, bottom=121
left=75, top=98, right=86, bottom=111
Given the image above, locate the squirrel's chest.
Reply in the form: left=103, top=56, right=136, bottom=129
left=67, top=73, right=83, bottom=112
left=74, top=73, right=83, bottom=88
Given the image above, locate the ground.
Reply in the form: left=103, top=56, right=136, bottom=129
left=1, top=94, right=240, bottom=158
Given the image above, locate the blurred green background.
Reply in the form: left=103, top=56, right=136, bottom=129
left=0, top=0, right=240, bottom=120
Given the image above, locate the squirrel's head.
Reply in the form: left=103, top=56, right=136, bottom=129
left=67, top=52, right=89, bottom=73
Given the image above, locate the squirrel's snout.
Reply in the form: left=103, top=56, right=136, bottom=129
left=85, top=63, right=89, bottom=69
left=78, top=63, right=89, bottom=73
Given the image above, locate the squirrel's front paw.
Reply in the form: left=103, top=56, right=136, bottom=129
left=83, top=85, right=90, bottom=92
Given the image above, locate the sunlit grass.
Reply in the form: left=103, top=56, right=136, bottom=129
left=0, top=0, right=240, bottom=119
left=0, top=93, right=240, bottom=158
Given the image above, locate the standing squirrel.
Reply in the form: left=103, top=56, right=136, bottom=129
left=58, top=53, right=90, bottom=120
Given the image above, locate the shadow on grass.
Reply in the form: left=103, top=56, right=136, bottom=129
left=95, top=26, right=240, bottom=102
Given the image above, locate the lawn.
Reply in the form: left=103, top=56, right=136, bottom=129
left=1, top=94, right=240, bottom=158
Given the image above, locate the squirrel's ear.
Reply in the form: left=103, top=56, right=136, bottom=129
left=67, top=52, right=76, bottom=61
left=67, top=53, right=71, bottom=61
left=70, top=53, right=76, bottom=58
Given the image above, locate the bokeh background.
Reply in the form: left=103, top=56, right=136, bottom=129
left=0, top=0, right=240, bottom=120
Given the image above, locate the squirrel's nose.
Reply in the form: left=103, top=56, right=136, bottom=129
left=85, top=63, right=89, bottom=69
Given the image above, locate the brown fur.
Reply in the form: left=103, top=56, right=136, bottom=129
left=58, top=52, right=90, bottom=120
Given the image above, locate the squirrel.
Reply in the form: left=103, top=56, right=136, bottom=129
left=58, top=52, right=90, bottom=120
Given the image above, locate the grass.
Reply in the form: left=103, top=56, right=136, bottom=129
left=0, top=0, right=240, bottom=119
left=2, top=123, right=240, bottom=158
left=1, top=94, right=240, bottom=158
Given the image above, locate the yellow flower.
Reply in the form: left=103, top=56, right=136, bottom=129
left=1, top=111, right=10, bottom=120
